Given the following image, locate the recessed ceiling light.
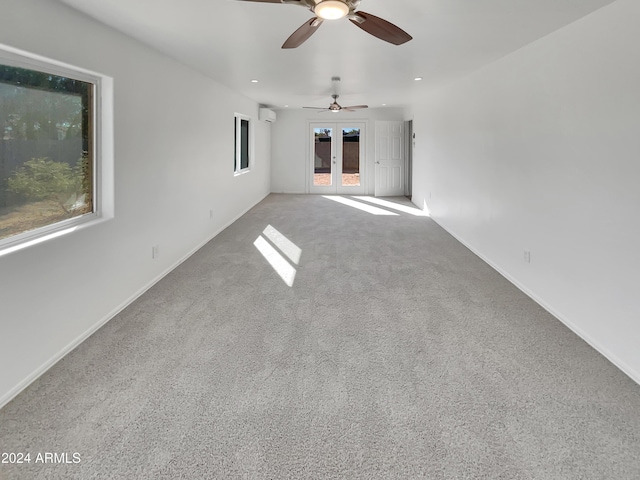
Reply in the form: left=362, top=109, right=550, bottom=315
left=315, top=1, right=350, bottom=20
left=251, top=79, right=259, bottom=83
left=382, top=103, right=387, bottom=106
left=284, top=105, right=289, bottom=108
left=414, top=77, right=423, bottom=81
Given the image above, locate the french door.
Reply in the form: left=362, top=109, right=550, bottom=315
left=309, top=122, right=365, bottom=194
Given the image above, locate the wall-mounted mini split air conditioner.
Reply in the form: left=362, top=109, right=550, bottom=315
left=259, top=108, right=277, bottom=123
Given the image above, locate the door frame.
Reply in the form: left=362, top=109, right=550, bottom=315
left=405, top=119, right=413, bottom=198
left=307, top=121, right=366, bottom=195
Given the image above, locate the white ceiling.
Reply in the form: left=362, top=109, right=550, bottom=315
left=58, top=0, right=615, bottom=110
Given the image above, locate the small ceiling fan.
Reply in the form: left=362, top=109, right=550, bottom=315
left=237, top=0, right=412, bottom=49
left=304, top=94, right=368, bottom=113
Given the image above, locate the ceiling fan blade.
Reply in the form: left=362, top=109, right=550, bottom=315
left=342, top=105, right=368, bottom=110
left=282, top=17, right=324, bottom=49
left=303, top=106, right=329, bottom=109
left=349, top=11, right=412, bottom=45
left=237, top=0, right=311, bottom=6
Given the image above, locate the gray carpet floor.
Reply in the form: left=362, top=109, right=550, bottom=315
left=1, top=194, right=639, bottom=479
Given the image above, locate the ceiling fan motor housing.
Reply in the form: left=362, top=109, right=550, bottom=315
left=314, top=1, right=350, bottom=20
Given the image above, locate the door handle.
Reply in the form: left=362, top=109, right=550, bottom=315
left=375, top=161, right=380, bottom=164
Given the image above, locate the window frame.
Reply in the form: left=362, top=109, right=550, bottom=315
left=0, top=43, right=113, bottom=255
left=233, top=113, right=252, bottom=176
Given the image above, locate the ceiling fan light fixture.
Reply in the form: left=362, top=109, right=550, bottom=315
left=314, top=1, right=349, bottom=20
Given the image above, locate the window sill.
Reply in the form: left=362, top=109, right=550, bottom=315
left=0, top=214, right=112, bottom=258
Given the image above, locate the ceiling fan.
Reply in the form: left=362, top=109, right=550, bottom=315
left=237, top=0, right=412, bottom=49
left=304, top=94, right=368, bottom=113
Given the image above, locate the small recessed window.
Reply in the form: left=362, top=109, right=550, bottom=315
left=234, top=114, right=251, bottom=175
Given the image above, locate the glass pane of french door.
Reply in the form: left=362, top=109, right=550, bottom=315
left=313, top=127, right=333, bottom=186
left=341, top=127, right=360, bottom=187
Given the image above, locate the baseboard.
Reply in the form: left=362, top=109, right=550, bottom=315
left=429, top=215, right=640, bottom=387
left=0, top=192, right=270, bottom=410
left=271, top=190, right=306, bottom=194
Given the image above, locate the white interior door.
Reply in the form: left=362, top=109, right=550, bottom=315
left=309, top=122, right=365, bottom=195
left=375, top=121, right=404, bottom=196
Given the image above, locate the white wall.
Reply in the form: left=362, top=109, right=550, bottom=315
left=409, top=0, right=640, bottom=382
left=0, top=0, right=271, bottom=406
left=271, top=107, right=405, bottom=194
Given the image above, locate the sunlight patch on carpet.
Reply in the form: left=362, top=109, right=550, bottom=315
left=322, top=196, right=398, bottom=216
left=263, top=225, right=301, bottom=265
left=254, top=227, right=301, bottom=287
left=352, top=196, right=428, bottom=217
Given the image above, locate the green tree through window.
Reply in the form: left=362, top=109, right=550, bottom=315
left=0, top=63, right=94, bottom=242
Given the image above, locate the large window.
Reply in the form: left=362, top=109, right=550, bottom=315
left=234, top=114, right=251, bottom=175
left=0, top=46, right=111, bottom=252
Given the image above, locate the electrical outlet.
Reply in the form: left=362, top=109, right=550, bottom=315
left=152, top=245, right=159, bottom=259
left=523, top=250, right=531, bottom=263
